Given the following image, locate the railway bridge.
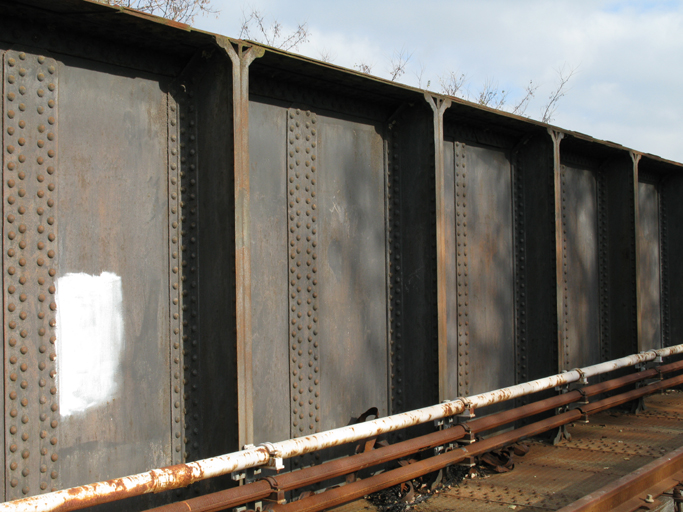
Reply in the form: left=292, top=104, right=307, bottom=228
left=0, top=1, right=682, bottom=510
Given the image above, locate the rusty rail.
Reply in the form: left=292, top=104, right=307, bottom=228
left=1, top=345, right=681, bottom=512
left=268, top=372, right=683, bottom=512
left=556, top=444, right=683, bottom=512
left=148, top=362, right=683, bottom=512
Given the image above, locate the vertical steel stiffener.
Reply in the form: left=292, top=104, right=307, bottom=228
left=3, top=51, right=59, bottom=499
left=286, top=108, right=321, bottom=442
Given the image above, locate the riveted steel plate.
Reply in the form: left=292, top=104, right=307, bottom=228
left=415, top=495, right=548, bottom=512
left=317, top=112, right=387, bottom=433
left=286, top=107, right=321, bottom=443
left=640, top=390, right=683, bottom=418
left=447, top=477, right=576, bottom=509
left=55, top=56, right=172, bottom=489
left=249, top=99, right=290, bottom=446
left=444, top=141, right=515, bottom=401
left=584, top=411, right=683, bottom=433
left=525, top=443, right=654, bottom=475
left=637, top=181, right=662, bottom=351
left=442, top=141, right=457, bottom=400
left=3, top=49, right=60, bottom=500
left=559, top=165, right=600, bottom=370
left=464, top=145, right=514, bottom=400
left=248, top=101, right=388, bottom=457
left=566, top=422, right=683, bottom=457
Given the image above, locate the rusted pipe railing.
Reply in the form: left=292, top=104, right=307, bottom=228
left=1, top=344, right=681, bottom=512
left=148, top=358, right=683, bottom=512
left=269, top=372, right=683, bottom=512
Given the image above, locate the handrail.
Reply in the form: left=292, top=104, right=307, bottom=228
left=2, top=344, right=681, bottom=512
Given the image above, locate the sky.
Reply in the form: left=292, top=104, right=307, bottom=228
left=194, top=0, right=683, bottom=163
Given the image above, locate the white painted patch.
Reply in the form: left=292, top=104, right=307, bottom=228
left=56, top=272, right=124, bottom=417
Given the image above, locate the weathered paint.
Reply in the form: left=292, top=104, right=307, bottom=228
left=55, top=272, right=124, bottom=417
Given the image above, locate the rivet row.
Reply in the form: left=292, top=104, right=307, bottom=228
left=287, top=108, right=321, bottom=457
left=3, top=51, right=59, bottom=498
left=455, top=143, right=470, bottom=397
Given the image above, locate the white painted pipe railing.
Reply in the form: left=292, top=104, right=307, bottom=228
left=2, top=344, right=682, bottom=512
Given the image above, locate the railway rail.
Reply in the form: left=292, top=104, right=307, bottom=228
left=1, top=345, right=682, bottom=511
left=1, top=1, right=683, bottom=511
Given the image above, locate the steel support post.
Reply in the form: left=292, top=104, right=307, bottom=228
left=549, top=128, right=566, bottom=371
left=219, top=38, right=265, bottom=449
left=425, top=93, right=452, bottom=402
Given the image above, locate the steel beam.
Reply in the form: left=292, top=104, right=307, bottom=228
left=425, top=93, right=451, bottom=402
left=217, top=38, right=264, bottom=449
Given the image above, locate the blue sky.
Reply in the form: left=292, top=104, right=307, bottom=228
left=195, top=0, right=683, bottom=163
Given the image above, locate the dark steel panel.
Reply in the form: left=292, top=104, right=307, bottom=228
left=248, top=99, right=289, bottom=445
left=603, top=158, right=638, bottom=362
left=659, top=174, right=683, bottom=349
left=57, top=57, right=171, bottom=487
left=3, top=50, right=59, bottom=499
left=637, top=181, right=662, bottom=351
left=462, top=145, right=515, bottom=397
left=560, top=165, right=600, bottom=370
left=193, top=50, right=238, bottom=463
left=318, top=113, right=388, bottom=430
left=392, top=105, right=438, bottom=421
left=442, top=141, right=458, bottom=400
left=386, top=118, right=402, bottom=417
left=514, top=135, right=556, bottom=391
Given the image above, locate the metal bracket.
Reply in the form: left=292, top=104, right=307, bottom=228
left=578, top=390, right=589, bottom=406
left=571, top=368, right=588, bottom=385
left=553, top=424, right=572, bottom=445
left=231, top=466, right=262, bottom=482
left=265, top=457, right=284, bottom=472
left=456, top=430, right=477, bottom=467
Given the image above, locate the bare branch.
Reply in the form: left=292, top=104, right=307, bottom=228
left=439, top=71, right=467, bottom=98
left=388, top=47, right=412, bottom=82
left=511, top=80, right=538, bottom=116
left=414, top=62, right=431, bottom=89
left=476, top=78, right=507, bottom=110
left=318, top=47, right=336, bottom=64
left=541, top=65, right=577, bottom=124
left=239, top=8, right=309, bottom=51
left=101, top=0, right=216, bottom=24
left=354, top=62, right=373, bottom=74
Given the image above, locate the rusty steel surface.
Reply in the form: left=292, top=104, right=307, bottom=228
left=222, top=40, right=265, bottom=450
left=556, top=446, right=683, bottom=512
left=2, top=2, right=683, bottom=511
left=425, top=93, right=452, bottom=403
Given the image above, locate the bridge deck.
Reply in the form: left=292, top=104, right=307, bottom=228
left=332, top=390, right=683, bottom=512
